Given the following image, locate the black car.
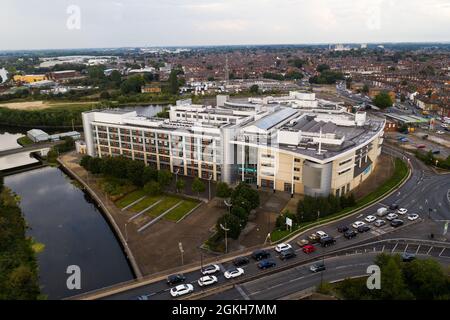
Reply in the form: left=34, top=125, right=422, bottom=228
left=344, top=230, right=357, bottom=239
left=338, top=225, right=349, bottom=233
left=166, top=274, right=185, bottom=285
left=389, top=204, right=400, bottom=210
left=233, top=256, right=250, bottom=267
left=257, top=259, right=277, bottom=269
left=357, top=225, right=371, bottom=233
left=279, top=249, right=296, bottom=260
left=252, top=249, right=270, bottom=261
left=402, top=252, right=416, bottom=262
left=310, top=262, right=326, bottom=273
left=319, top=236, right=336, bottom=247
left=391, top=219, right=404, bottom=228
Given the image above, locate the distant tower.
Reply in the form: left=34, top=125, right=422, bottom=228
left=224, top=55, right=229, bottom=83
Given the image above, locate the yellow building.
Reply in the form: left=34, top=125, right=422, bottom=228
left=13, top=74, right=47, bottom=84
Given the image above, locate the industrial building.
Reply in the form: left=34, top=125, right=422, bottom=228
left=82, top=92, right=385, bottom=197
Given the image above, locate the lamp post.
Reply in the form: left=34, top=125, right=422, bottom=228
left=220, top=222, right=230, bottom=254
left=175, top=169, right=179, bottom=192
left=208, top=174, right=212, bottom=201
left=178, top=242, right=184, bottom=266
left=224, top=199, right=232, bottom=213
left=124, top=222, right=129, bottom=242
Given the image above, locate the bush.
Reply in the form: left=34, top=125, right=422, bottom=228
left=143, top=181, right=162, bottom=196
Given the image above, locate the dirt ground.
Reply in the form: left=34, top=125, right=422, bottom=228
left=0, top=100, right=94, bottom=110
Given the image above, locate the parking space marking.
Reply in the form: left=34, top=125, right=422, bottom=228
left=382, top=245, right=385, bottom=252
left=439, top=248, right=446, bottom=257
left=404, top=244, right=408, bottom=253
left=236, top=285, right=250, bottom=300
left=415, top=245, right=420, bottom=255
left=427, top=246, right=433, bottom=255
left=392, top=243, right=398, bottom=253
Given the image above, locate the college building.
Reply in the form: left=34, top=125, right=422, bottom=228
left=82, top=92, right=385, bottom=197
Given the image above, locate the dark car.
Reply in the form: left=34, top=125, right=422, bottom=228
left=357, top=225, right=371, bottom=233
left=344, top=230, right=357, bottom=239
left=308, top=233, right=321, bottom=243
left=337, top=225, right=349, bottom=233
left=257, top=259, right=277, bottom=269
left=136, top=294, right=151, bottom=300
left=319, top=236, right=336, bottom=247
left=279, top=249, right=296, bottom=260
left=391, top=219, right=404, bottom=228
left=402, top=252, right=416, bottom=262
left=389, top=204, right=400, bottom=210
left=166, top=274, right=186, bottom=285
left=233, top=256, right=250, bottom=267
left=309, top=262, right=326, bottom=273
left=251, top=249, right=270, bottom=261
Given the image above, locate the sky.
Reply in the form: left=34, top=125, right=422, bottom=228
left=1, top=0, right=450, bottom=50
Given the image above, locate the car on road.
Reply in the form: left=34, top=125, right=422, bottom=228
left=224, top=267, right=245, bottom=279
left=319, top=236, right=336, bottom=247
left=136, top=294, right=152, bottom=300
left=352, top=221, right=366, bottom=229
left=308, top=233, right=321, bottom=243
left=296, top=239, right=309, bottom=247
left=397, top=208, right=408, bottom=215
left=279, top=249, right=297, bottom=260
left=402, top=252, right=416, bottom=262
left=316, top=231, right=328, bottom=238
left=337, top=225, right=349, bottom=233
left=170, top=284, right=194, bottom=297
left=303, top=244, right=316, bottom=254
left=389, top=204, right=400, bottom=210
left=386, top=213, right=398, bottom=221
left=198, top=275, right=218, bottom=287
left=309, top=262, right=326, bottom=273
left=374, top=219, right=386, bottom=227
left=357, top=225, right=371, bottom=233
left=377, top=207, right=388, bottom=217
left=257, top=259, right=277, bottom=269
left=201, top=264, right=220, bottom=275
left=365, top=215, right=376, bottom=223
left=415, top=144, right=426, bottom=149
left=407, top=213, right=419, bottom=221
left=252, top=249, right=271, bottom=261
left=344, top=230, right=357, bottom=239
left=233, top=256, right=250, bottom=267
left=166, top=274, right=186, bottom=285
left=275, top=243, right=293, bottom=253
left=391, top=219, right=404, bottom=228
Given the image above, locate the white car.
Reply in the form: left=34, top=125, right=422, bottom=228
left=224, top=268, right=244, bottom=279
left=386, top=213, right=398, bottom=221
left=397, top=208, right=408, bottom=215
left=275, top=243, right=293, bottom=253
left=170, top=284, right=194, bottom=297
left=436, top=130, right=445, bottom=135
left=352, top=221, right=366, bottom=229
left=198, top=275, right=218, bottom=287
left=316, top=231, right=328, bottom=238
left=201, top=264, right=220, bottom=275
left=365, top=215, right=377, bottom=223
left=407, top=213, right=419, bottom=221
left=374, top=219, right=386, bottom=227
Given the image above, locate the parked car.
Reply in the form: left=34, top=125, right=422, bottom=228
left=391, top=219, right=404, bottom=228
left=316, top=231, right=328, bottom=238
left=432, top=149, right=441, bottom=154
left=416, top=144, right=426, bottom=149
left=386, top=213, right=398, bottom=221
left=319, top=236, right=336, bottom=247
left=397, top=208, right=408, bottom=215
left=224, top=268, right=244, bottom=279
left=357, top=225, right=371, bottom=233
left=436, top=130, right=445, bottom=135
left=352, top=221, right=366, bottom=229
left=365, top=215, right=377, bottom=223
left=407, top=213, right=419, bottom=221
left=167, top=274, right=186, bottom=285
left=374, top=219, right=386, bottom=227
left=303, top=244, right=316, bottom=254
left=337, top=225, right=349, bottom=233
left=233, top=256, right=250, bottom=267
left=201, top=264, right=220, bottom=275
left=170, top=284, right=194, bottom=297
left=389, top=204, right=400, bottom=210
left=251, top=249, right=270, bottom=261
left=279, top=249, right=296, bottom=260
left=198, top=275, right=218, bottom=287
left=309, top=262, right=326, bottom=273
left=377, top=207, right=388, bottom=217
left=257, top=259, right=277, bottom=269
left=275, top=243, right=292, bottom=253
left=344, top=230, right=357, bottom=239
left=402, top=252, right=416, bottom=262
left=296, top=239, right=309, bottom=247
left=308, top=233, right=321, bottom=243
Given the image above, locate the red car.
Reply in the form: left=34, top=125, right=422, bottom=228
left=303, top=245, right=316, bottom=254
left=416, top=144, right=426, bottom=149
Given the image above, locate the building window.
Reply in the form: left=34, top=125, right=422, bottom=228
left=294, top=158, right=301, bottom=163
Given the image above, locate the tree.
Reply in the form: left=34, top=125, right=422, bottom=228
left=176, top=179, right=185, bottom=193
left=379, top=257, right=413, bottom=300
left=143, top=181, right=161, bottom=196
left=157, top=170, right=172, bottom=190
left=372, top=91, right=393, bottom=109
left=216, top=182, right=232, bottom=199
left=346, top=77, right=352, bottom=90
left=316, top=64, right=330, bottom=72
left=192, top=177, right=206, bottom=198
left=231, top=206, right=248, bottom=224
left=100, top=91, right=111, bottom=100
left=216, top=214, right=242, bottom=240
left=362, top=84, right=370, bottom=94
left=126, top=160, right=145, bottom=186
left=109, top=70, right=122, bottom=86
left=231, top=183, right=259, bottom=210
left=249, top=84, right=259, bottom=94
left=168, top=70, right=180, bottom=95
left=142, top=166, right=158, bottom=184
left=80, top=155, right=92, bottom=169
left=120, top=75, right=144, bottom=94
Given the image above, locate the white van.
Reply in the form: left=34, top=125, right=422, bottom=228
left=377, top=207, right=388, bottom=217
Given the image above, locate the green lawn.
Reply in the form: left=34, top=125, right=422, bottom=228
left=165, top=199, right=200, bottom=222
left=146, top=196, right=182, bottom=217
left=129, top=195, right=160, bottom=213
left=115, top=189, right=147, bottom=208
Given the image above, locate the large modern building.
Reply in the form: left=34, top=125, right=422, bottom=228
left=82, top=92, right=385, bottom=197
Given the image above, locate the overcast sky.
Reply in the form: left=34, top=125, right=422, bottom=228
left=1, top=0, right=450, bottom=50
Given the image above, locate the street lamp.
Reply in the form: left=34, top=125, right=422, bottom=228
left=178, top=242, right=184, bottom=266
left=125, top=222, right=129, bottom=242
left=220, top=222, right=230, bottom=254
left=224, top=199, right=232, bottom=213
left=175, top=169, right=180, bottom=192
left=208, top=174, right=212, bottom=201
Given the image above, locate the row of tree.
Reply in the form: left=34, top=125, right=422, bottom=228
left=296, top=194, right=356, bottom=223
left=414, top=150, right=450, bottom=170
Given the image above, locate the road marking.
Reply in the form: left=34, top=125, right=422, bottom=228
left=439, top=248, right=445, bottom=257
left=219, top=264, right=226, bottom=273
left=392, top=243, right=398, bottom=253
left=415, top=245, right=420, bottom=255
left=382, top=245, right=385, bottom=252
left=427, top=247, right=433, bottom=255
left=236, top=285, right=250, bottom=300
left=404, top=244, right=408, bottom=253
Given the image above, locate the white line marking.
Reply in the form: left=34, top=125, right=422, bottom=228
left=382, top=245, right=385, bottom=252
left=236, top=285, right=250, bottom=300
left=439, top=248, right=446, bottom=257
left=415, top=245, right=420, bottom=255
left=427, top=246, right=433, bottom=255
left=404, top=244, right=409, bottom=253
left=392, top=243, right=398, bottom=253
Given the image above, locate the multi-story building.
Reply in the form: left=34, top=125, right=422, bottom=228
left=82, top=92, right=385, bottom=197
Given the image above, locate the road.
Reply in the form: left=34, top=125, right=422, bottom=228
left=0, top=141, right=60, bottom=157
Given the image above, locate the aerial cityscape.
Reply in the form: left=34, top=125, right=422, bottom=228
left=1, top=0, right=449, bottom=311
